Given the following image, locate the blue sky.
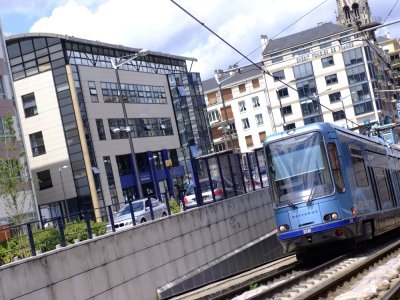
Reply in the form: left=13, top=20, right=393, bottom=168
left=1, top=0, right=399, bottom=79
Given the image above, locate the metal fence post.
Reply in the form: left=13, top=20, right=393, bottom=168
left=191, top=157, right=203, bottom=206
left=237, top=154, right=247, bottom=193
left=227, top=154, right=237, bottom=195
left=254, top=148, right=264, bottom=188
left=26, top=223, right=36, bottom=256
left=57, top=217, right=66, bottom=247
left=216, top=154, right=227, bottom=199
left=148, top=197, right=155, bottom=220
left=128, top=200, right=136, bottom=226
left=107, top=205, right=116, bottom=232
left=205, top=157, right=216, bottom=202
left=84, top=213, right=92, bottom=239
left=164, top=192, right=171, bottom=215
left=246, top=152, right=255, bottom=191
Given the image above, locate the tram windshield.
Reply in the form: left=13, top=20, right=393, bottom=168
left=265, top=131, right=334, bottom=206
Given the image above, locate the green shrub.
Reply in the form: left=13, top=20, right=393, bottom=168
left=0, top=219, right=106, bottom=265
left=91, top=221, right=106, bottom=236
left=169, top=199, right=181, bottom=214
left=35, top=228, right=60, bottom=252
left=64, top=220, right=106, bottom=244
left=64, top=221, right=88, bottom=244
left=0, top=234, right=30, bottom=264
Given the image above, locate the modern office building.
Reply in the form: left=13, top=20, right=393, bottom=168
left=5, top=33, right=210, bottom=221
left=0, top=22, right=37, bottom=224
left=203, top=0, right=396, bottom=153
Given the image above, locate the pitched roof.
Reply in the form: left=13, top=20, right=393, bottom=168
left=262, top=22, right=350, bottom=56
left=202, top=63, right=263, bottom=92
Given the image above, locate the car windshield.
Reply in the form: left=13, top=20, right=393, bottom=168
left=116, top=201, right=144, bottom=216
left=265, top=131, right=333, bottom=206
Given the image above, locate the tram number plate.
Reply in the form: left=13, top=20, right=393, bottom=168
left=303, top=228, right=312, bottom=234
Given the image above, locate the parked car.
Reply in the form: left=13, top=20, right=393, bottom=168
left=183, top=177, right=243, bottom=207
left=253, top=173, right=269, bottom=190
left=106, top=197, right=167, bottom=232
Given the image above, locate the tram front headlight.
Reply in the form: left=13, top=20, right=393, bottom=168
left=279, top=224, right=289, bottom=232
left=323, top=212, right=339, bottom=221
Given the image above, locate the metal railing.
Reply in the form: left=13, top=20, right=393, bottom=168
left=0, top=150, right=268, bottom=265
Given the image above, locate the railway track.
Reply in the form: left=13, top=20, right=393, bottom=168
left=173, top=230, right=400, bottom=300
left=233, top=237, right=400, bottom=299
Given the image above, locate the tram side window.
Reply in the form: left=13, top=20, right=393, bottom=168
left=396, top=171, right=400, bottom=188
left=350, top=146, right=368, bottom=187
left=328, top=143, right=345, bottom=192
left=374, top=168, right=393, bottom=209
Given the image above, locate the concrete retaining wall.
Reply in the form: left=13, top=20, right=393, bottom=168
left=0, top=189, right=282, bottom=300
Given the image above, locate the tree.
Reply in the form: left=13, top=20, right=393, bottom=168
left=0, top=114, right=32, bottom=225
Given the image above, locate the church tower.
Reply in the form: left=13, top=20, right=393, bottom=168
left=336, top=0, right=372, bottom=28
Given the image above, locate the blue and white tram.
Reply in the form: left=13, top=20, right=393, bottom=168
left=264, top=122, right=400, bottom=254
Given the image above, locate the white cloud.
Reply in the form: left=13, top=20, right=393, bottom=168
left=28, top=0, right=400, bottom=79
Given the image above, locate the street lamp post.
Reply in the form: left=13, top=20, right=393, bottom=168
left=110, top=49, right=149, bottom=199
left=58, top=165, right=69, bottom=220
left=214, top=66, right=241, bottom=151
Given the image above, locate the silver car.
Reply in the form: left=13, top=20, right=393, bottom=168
left=106, top=197, right=167, bottom=232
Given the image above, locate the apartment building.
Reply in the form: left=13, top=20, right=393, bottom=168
left=203, top=1, right=396, bottom=153
left=377, top=35, right=400, bottom=96
left=203, top=65, right=272, bottom=152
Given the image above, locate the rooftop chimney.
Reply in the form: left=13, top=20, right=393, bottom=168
left=261, top=35, right=269, bottom=51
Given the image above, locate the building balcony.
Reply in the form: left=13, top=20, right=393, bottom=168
left=211, top=131, right=238, bottom=143
left=391, top=59, right=400, bottom=66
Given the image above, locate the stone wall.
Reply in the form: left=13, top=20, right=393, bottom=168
left=0, top=189, right=283, bottom=300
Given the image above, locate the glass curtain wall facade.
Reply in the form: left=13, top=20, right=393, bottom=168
left=343, top=47, right=374, bottom=116
left=293, top=62, right=321, bottom=125
left=168, top=73, right=212, bottom=171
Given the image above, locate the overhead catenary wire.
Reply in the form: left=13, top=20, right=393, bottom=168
left=383, top=0, right=399, bottom=24
left=235, top=0, right=329, bottom=66
left=170, top=0, right=361, bottom=128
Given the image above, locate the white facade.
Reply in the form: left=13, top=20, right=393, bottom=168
left=14, top=71, right=75, bottom=206
left=264, top=39, right=380, bottom=131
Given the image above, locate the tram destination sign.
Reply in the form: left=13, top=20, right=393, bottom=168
left=296, top=41, right=355, bottom=63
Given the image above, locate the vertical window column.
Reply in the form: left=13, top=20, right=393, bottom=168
left=0, top=77, right=5, bottom=99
